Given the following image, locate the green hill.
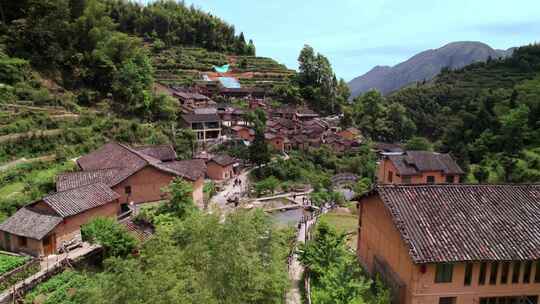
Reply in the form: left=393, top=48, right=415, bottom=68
left=0, top=0, right=284, bottom=220
left=350, top=44, right=540, bottom=183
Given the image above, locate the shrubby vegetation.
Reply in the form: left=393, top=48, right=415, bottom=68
left=80, top=209, right=292, bottom=304
left=251, top=146, right=377, bottom=201
left=299, top=221, right=390, bottom=304
left=81, top=217, right=137, bottom=258
left=0, top=161, right=75, bottom=221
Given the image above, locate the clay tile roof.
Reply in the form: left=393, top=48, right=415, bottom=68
left=76, top=142, right=147, bottom=172
left=56, top=168, right=121, bottom=192
left=160, top=159, right=206, bottom=181
left=181, top=114, right=220, bottom=123
left=374, top=142, right=403, bottom=153
left=174, top=91, right=210, bottom=101
left=134, top=145, right=177, bottom=162
left=388, top=151, right=464, bottom=176
left=210, top=154, right=238, bottom=167
left=0, top=207, right=62, bottom=240
left=371, top=184, right=540, bottom=263
left=43, top=183, right=120, bottom=218
left=71, top=141, right=203, bottom=186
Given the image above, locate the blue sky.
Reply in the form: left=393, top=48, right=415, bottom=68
left=143, top=0, right=540, bottom=81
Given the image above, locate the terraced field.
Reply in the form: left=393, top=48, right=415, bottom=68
left=151, top=46, right=295, bottom=88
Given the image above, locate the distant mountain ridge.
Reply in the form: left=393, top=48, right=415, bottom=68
left=348, top=41, right=514, bottom=97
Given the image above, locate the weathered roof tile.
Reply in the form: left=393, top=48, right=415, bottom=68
left=370, top=184, right=540, bottom=263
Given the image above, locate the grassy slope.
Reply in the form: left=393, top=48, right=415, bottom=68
left=320, top=207, right=358, bottom=249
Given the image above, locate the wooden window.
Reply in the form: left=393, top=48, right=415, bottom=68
left=402, top=176, right=411, bottom=184
left=125, top=186, right=132, bottom=195
left=512, top=261, right=521, bottom=284
left=479, top=262, right=487, bottom=285
left=501, top=262, right=510, bottom=284
left=523, top=261, right=533, bottom=283
left=464, top=263, right=473, bottom=286
left=535, top=261, right=540, bottom=283
left=18, top=236, right=27, bottom=247
left=489, top=262, right=499, bottom=285
left=388, top=171, right=393, bottom=183
left=445, top=175, right=455, bottom=183
left=427, top=176, right=435, bottom=183
left=439, top=297, right=456, bottom=304
left=435, top=263, right=453, bottom=283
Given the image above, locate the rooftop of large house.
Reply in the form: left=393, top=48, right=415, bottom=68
left=365, top=184, right=540, bottom=264
left=171, top=88, right=212, bottom=101
left=387, top=151, right=464, bottom=176
left=374, top=142, right=404, bottom=153
left=0, top=183, right=119, bottom=240
left=181, top=113, right=221, bottom=123
left=133, top=144, right=177, bottom=162
left=58, top=142, right=205, bottom=191
left=210, top=154, right=238, bottom=167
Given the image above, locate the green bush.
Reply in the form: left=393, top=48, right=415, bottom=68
left=81, top=218, right=137, bottom=258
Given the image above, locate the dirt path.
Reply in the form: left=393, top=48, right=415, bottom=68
left=209, top=169, right=250, bottom=211
left=286, top=217, right=317, bottom=304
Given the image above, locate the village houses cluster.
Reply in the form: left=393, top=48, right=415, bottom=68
left=1, top=72, right=539, bottom=304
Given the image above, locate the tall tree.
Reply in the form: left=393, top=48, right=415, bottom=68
left=248, top=109, right=270, bottom=166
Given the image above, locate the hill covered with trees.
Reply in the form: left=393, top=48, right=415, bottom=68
left=348, top=41, right=514, bottom=97
left=347, top=43, right=540, bottom=182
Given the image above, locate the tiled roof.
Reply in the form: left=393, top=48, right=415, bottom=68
left=181, top=113, right=220, bottom=123
left=388, top=151, right=464, bottom=176
left=174, top=91, right=210, bottom=101
left=374, top=142, right=403, bottom=153
left=0, top=207, right=62, bottom=240
left=194, top=107, right=218, bottom=115
left=160, top=160, right=206, bottom=181
left=77, top=142, right=147, bottom=172
left=43, top=183, right=120, bottom=218
left=371, top=184, right=540, bottom=263
left=56, top=168, right=120, bottom=191
left=69, top=142, right=200, bottom=186
left=134, top=145, right=177, bottom=162
left=210, top=154, right=238, bottom=167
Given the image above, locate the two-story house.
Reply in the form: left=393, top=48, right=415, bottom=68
left=357, top=184, right=540, bottom=304
left=378, top=151, right=464, bottom=184
left=181, top=113, right=222, bottom=142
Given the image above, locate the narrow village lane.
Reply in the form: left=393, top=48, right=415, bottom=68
left=286, top=219, right=309, bottom=304
left=209, top=169, right=250, bottom=210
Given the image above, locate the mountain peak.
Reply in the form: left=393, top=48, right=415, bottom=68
left=348, top=41, right=513, bottom=97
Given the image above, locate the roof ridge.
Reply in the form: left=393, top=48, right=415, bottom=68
left=377, top=183, right=540, bottom=188
left=116, top=142, right=162, bottom=165
left=46, top=182, right=110, bottom=196
left=58, top=167, right=121, bottom=175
